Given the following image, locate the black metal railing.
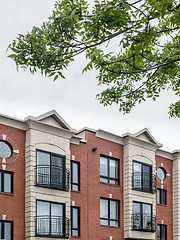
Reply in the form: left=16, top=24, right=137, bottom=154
left=132, top=213, right=156, bottom=232
left=132, top=172, right=156, bottom=193
left=36, top=165, right=70, bottom=191
left=36, top=216, right=70, bottom=238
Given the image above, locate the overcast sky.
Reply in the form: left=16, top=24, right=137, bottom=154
left=0, top=0, right=179, bottom=152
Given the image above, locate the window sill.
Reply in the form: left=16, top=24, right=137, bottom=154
left=71, top=236, right=80, bottom=238
left=157, top=203, right=167, bottom=207
left=71, top=190, right=80, bottom=193
left=0, top=192, right=14, bottom=196
left=100, top=182, right=120, bottom=188
left=35, top=184, right=68, bottom=192
left=100, top=224, right=121, bottom=229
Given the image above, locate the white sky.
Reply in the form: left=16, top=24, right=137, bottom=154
left=0, top=0, right=179, bottom=152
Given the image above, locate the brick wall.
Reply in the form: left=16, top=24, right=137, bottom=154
left=0, top=124, right=26, bottom=240
left=71, top=130, right=124, bottom=240
left=156, top=155, right=173, bottom=240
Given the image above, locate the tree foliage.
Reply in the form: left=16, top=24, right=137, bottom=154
left=8, top=0, right=180, bottom=117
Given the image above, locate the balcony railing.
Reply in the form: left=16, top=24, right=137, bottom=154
left=36, top=216, right=70, bottom=238
left=132, top=172, right=156, bottom=193
left=36, top=165, right=70, bottom=191
left=132, top=213, right=156, bottom=232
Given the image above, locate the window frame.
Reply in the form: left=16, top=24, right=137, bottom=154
left=132, top=160, right=153, bottom=193
left=0, top=220, right=13, bottom=240
left=157, top=189, right=167, bottom=205
left=157, top=224, right=167, bottom=240
left=71, top=206, right=80, bottom=237
left=36, top=149, right=67, bottom=190
left=100, top=198, right=120, bottom=227
left=71, top=161, right=80, bottom=191
left=0, top=170, right=13, bottom=194
left=132, top=201, right=153, bottom=231
left=36, top=199, right=66, bottom=237
left=100, top=155, right=120, bottom=185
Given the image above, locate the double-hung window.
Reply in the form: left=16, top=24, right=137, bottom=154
left=157, top=189, right=167, bottom=205
left=133, top=161, right=153, bottom=193
left=100, top=198, right=119, bottom=227
left=132, top=201, right=155, bottom=231
left=71, top=161, right=80, bottom=191
left=36, top=200, right=67, bottom=238
left=0, top=170, right=13, bottom=193
left=100, top=156, right=119, bottom=185
left=0, top=220, right=13, bottom=240
left=36, top=150, right=69, bottom=191
left=157, top=224, right=167, bottom=240
left=71, top=207, right=80, bottom=236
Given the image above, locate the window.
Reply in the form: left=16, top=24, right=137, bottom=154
left=157, top=168, right=166, bottom=180
left=0, top=141, right=12, bottom=159
left=36, top=150, right=69, bottom=191
left=100, top=156, right=119, bottom=185
left=36, top=200, right=68, bottom=238
left=0, top=170, right=13, bottom=193
left=71, top=161, right=80, bottom=191
left=71, top=207, right=80, bottom=236
left=157, top=224, right=167, bottom=240
left=100, top=198, right=119, bottom=227
left=132, top=201, right=155, bottom=232
left=0, top=220, right=13, bottom=240
left=157, top=189, right=167, bottom=205
left=133, top=161, right=155, bottom=193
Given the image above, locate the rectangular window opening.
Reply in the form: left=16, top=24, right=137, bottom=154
left=157, top=189, right=167, bottom=205
left=100, top=156, right=119, bottom=185
left=71, top=161, right=80, bottom=191
left=100, top=198, right=120, bottom=227
left=0, top=170, right=13, bottom=194
left=71, top=207, right=80, bottom=237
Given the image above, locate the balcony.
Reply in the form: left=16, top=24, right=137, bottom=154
left=36, top=216, right=70, bottom=238
left=132, top=213, right=156, bottom=232
left=36, top=165, right=70, bottom=191
left=132, top=172, right=156, bottom=193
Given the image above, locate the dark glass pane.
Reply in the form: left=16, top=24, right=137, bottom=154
left=37, top=201, right=50, bottom=216
left=109, top=160, right=118, bottom=179
left=161, top=190, right=166, bottom=205
left=4, top=222, right=11, bottom=240
left=157, top=225, right=160, bottom=240
left=133, top=162, right=142, bottom=189
left=72, top=184, right=79, bottom=191
left=100, top=157, right=108, bottom=177
left=110, top=221, right=119, bottom=227
left=100, top=219, right=108, bottom=226
left=100, top=199, right=108, bottom=219
left=157, top=190, right=160, bottom=204
left=37, top=151, right=50, bottom=166
left=72, top=230, right=79, bottom=236
left=109, top=179, right=116, bottom=185
left=162, top=225, right=166, bottom=240
left=72, top=208, right=78, bottom=229
left=142, top=165, right=151, bottom=191
left=110, top=201, right=118, bottom=220
left=4, top=173, right=11, bottom=193
left=0, top=141, right=12, bottom=159
left=133, top=202, right=141, bottom=229
left=37, top=151, right=50, bottom=186
left=72, top=163, right=78, bottom=184
left=143, top=204, right=151, bottom=230
left=51, top=155, right=64, bottom=167
left=100, top=178, right=108, bottom=183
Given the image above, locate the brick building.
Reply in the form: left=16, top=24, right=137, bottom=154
left=0, top=110, right=179, bottom=240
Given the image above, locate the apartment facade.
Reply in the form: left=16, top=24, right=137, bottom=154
left=0, top=110, right=179, bottom=240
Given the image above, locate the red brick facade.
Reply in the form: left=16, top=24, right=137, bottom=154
left=71, top=130, right=124, bottom=240
left=156, top=155, right=173, bottom=240
left=0, top=124, right=26, bottom=240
